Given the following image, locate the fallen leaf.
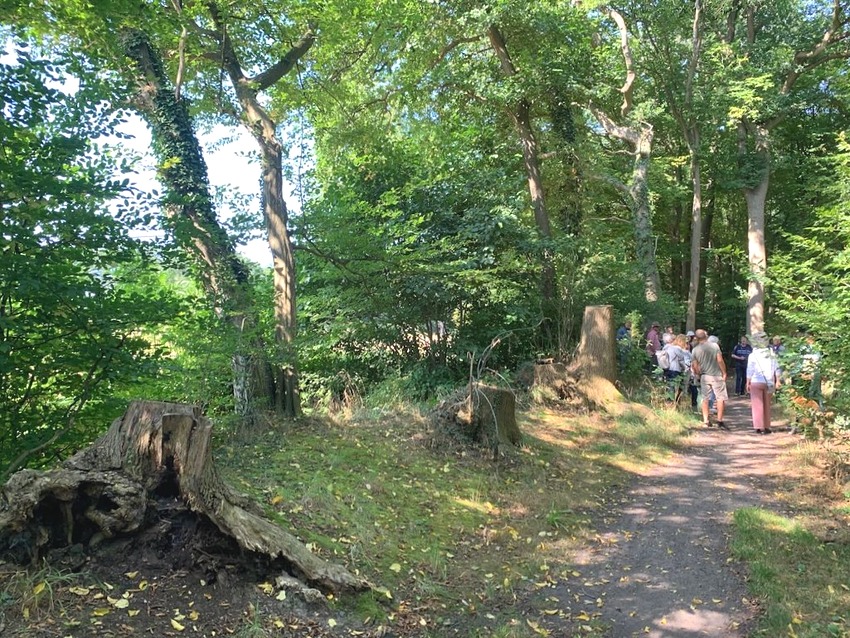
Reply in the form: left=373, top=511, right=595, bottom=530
left=389, top=563, right=402, bottom=573
left=92, top=608, right=110, bottom=617
left=124, top=571, right=139, bottom=579
left=69, top=586, right=91, bottom=596
left=32, top=582, right=46, bottom=595
left=328, top=618, right=338, bottom=627
left=113, top=599, right=130, bottom=609
left=128, top=609, right=140, bottom=617
left=171, top=618, right=186, bottom=631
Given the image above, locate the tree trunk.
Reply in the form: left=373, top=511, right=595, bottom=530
left=686, top=145, right=702, bottom=331
left=208, top=3, right=310, bottom=417
left=739, top=122, right=770, bottom=335
left=630, top=127, right=661, bottom=303
left=573, top=305, right=617, bottom=383
left=487, top=24, right=556, bottom=331
left=260, top=137, right=302, bottom=417
left=570, top=305, right=650, bottom=417
left=123, top=30, right=273, bottom=418
left=0, top=401, right=367, bottom=593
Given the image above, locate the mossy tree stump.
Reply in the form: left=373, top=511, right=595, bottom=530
left=0, top=401, right=369, bottom=594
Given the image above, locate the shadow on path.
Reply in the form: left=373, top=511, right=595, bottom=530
left=531, top=392, right=797, bottom=637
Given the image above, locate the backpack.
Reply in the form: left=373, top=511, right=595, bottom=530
left=656, top=347, right=671, bottom=370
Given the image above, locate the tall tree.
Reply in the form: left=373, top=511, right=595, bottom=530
left=723, top=0, right=850, bottom=334
left=121, top=29, right=274, bottom=418
left=587, top=8, right=662, bottom=304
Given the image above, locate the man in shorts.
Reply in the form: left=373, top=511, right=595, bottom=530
left=690, top=329, right=729, bottom=429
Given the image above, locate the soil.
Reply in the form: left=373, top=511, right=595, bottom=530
left=0, top=393, right=794, bottom=638
left=525, top=393, right=796, bottom=637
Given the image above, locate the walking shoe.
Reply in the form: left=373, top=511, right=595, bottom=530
left=763, top=429, right=773, bottom=435
left=754, top=429, right=764, bottom=434
left=717, top=421, right=730, bottom=431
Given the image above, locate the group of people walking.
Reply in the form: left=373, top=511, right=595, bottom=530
left=627, top=321, right=783, bottom=434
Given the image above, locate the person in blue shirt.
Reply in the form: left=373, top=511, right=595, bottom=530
left=616, top=320, right=632, bottom=342
left=731, top=335, right=753, bottom=396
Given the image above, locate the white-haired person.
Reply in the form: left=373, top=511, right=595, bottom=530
left=746, top=332, right=782, bottom=434
left=691, top=329, right=729, bottom=429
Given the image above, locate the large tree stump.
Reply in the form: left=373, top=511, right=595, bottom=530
left=570, top=305, right=651, bottom=417
left=432, top=383, right=521, bottom=447
left=0, top=401, right=369, bottom=594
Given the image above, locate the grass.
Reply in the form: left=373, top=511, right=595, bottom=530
left=0, top=563, right=83, bottom=621
left=215, top=402, right=695, bottom=635
left=732, top=508, right=850, bottom=638
left=730, top=434, right=850, bottom=638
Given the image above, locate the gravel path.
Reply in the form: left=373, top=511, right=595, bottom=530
left=532, top=393, right=795, bottom=637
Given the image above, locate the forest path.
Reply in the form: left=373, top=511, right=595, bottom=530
left=530, top=392, right=796, bottom=637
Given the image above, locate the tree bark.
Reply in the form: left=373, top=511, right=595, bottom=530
left=0, top=401, right=368, bottom=593
left=686, top=142, right=703, bottom=332
left=207, top=2, right=310, bottom=417
left=572, top=305, right=617, bottom=383
left=123, top=30, right=272, bottom=418
left=570, top=305, right=650, bottom=418
left=630, top=127, right=661, bottom=303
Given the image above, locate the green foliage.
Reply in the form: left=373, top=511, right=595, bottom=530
left=0, top=45, right=172, bottom=476
left=771, top=134, right=850, bottom=418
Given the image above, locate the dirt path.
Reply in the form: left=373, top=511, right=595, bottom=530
left=531, top=393, right=796, bottom=637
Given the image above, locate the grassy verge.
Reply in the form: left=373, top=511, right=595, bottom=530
left=216, top=403, right=693, bottom=636
left=731, top=438, right=850, bottom=638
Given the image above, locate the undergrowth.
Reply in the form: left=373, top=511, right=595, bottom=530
left=215, top=402, right=694, bottom=635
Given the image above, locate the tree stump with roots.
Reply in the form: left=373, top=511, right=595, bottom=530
left=570, top=305, right=651, bottom=418
left=0, top=401, right=369, bottom=594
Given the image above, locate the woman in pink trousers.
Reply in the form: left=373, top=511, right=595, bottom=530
left=746, top=332, right=781, bottom=434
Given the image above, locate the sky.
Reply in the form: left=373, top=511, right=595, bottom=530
left=116, top=114, right=276, bottom=267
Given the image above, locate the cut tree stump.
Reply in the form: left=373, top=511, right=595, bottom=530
left=0, top=401, right=370, bottom=594
left=570, top=305, right=651, bottom=418
left=432, top=383, right=521, bottom=447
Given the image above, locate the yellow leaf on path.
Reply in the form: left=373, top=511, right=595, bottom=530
left=124, top=571, right=139, bottom=579
left=276, top=590, right=286, bottom=601
left=69, top=586, right=91, bottom=596
left=271, top=495, right=284, bottom=505
left=171, top=618, right=186, bottom=631
left=389, top=563, right=402, bottom=573
left=128, top=609, right=140, bottom=617
left=576, top=612, right=590, bottom=621
left=138, top=580, right=149, bottom=591
left=274, top=620, right=285, bottom=628
left=112, top=598, right=130, bottom=609
left=328, top=619, right=338, bottom=627
left=92, top=608, right=110, bottom=617
left=258, top=582, right=274, bottom=594
left=542, top=609, right=560, bottom=615
left=33, top=581, right=46, bottom=595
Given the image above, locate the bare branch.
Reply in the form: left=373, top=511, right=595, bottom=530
left=250, top=27, right=317, bottom=91
left=588, top=103, right=640, bottom=145
left=780, top=0, right=849, bottom=96
left=486, top=24, right=517, bottom=76
left=432, top=35, right=481, bottom=69
left=607, top=8, right=636, bottom=117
